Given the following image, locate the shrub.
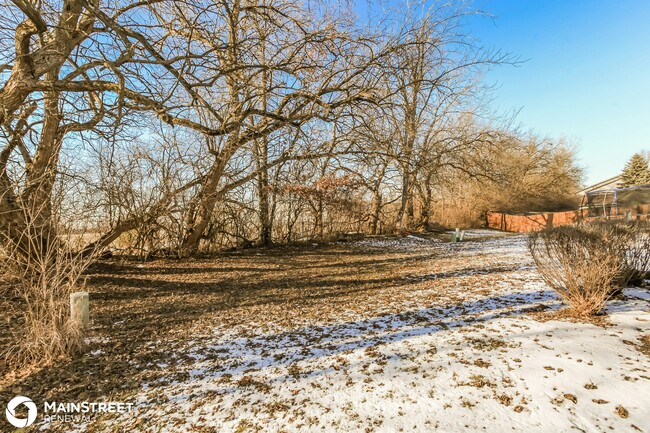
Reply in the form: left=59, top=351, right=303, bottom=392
left=1, top=220, right=97, bottom=369
left=528, top=225, right=625, bottom=316
left=618, top=224, right=650, bottom=287
left=584, top=221, right=650, bottom=294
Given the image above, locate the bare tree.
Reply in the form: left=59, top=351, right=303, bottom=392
left=151, top=0, right=386, bottom=254
left=374, top=2, right=510, bottom=230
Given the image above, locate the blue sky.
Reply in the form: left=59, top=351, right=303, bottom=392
left=468, top=0, right=650, bottom=185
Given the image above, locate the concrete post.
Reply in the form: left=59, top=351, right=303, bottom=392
left=70, top=292, right=89, bottom=328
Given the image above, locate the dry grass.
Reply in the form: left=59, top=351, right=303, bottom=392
left=0, top=220, right=97, bottom=370
left=614, top=405, right=629, bottom=418
left=637, top=334, right=650, bottom=358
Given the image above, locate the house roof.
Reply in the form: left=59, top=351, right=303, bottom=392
left=576, top=174, right=622, bottom=195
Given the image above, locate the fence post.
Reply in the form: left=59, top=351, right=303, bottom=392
left=70, top=292, right=89, bottom=328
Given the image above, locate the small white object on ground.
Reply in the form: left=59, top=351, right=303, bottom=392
left=70, top=291, right=89, bottom=328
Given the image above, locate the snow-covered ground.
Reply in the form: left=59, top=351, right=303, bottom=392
left=349, top=234, right=442, bottom=250
left=47, top=233, right=650, bottom=432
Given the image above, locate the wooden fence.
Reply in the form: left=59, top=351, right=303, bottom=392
left=486, top=210, right=582, bottom=233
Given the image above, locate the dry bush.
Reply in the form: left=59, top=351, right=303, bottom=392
left=528, top=226, right=625, bottom=316
left=624, top=228, right=650, bottom=286
left=585, top=221, right=650, bottom=294
left=0, top=219, right=96, bottom=369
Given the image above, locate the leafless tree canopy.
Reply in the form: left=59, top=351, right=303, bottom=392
left=0, top=0, right=581, bottom=253
left=0, top=0, right=583, bottom=366
left=0, top=2, right=585, bottom=346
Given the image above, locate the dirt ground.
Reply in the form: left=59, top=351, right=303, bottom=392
left=2, top=233, right=486, bottom=391
left=1, top=231, right=649, bottom=432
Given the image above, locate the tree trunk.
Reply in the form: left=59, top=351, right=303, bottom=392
left=180, top=135, right=240, bottom=256
left=258, top=162, right=272, bottom=245
left=180, top=167, right=224, bottom=255
left=256, top=28, right=272, bottom=246
left=1, top=77, right=63, bottom=263
left=398, top=170, right=412, bottom=231
left=370, top=188, right=382, bottom=235
left=315, top=195, right=325, bottom=240
left=420, top=176, right=433, bottom=230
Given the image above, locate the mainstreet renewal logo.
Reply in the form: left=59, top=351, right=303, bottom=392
left=5, top=396, right=134, bottom=426
left=5, top=396, right=37, bottom=428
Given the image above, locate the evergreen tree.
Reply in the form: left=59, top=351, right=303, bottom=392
left=620, top=153, right=650, bottom=187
